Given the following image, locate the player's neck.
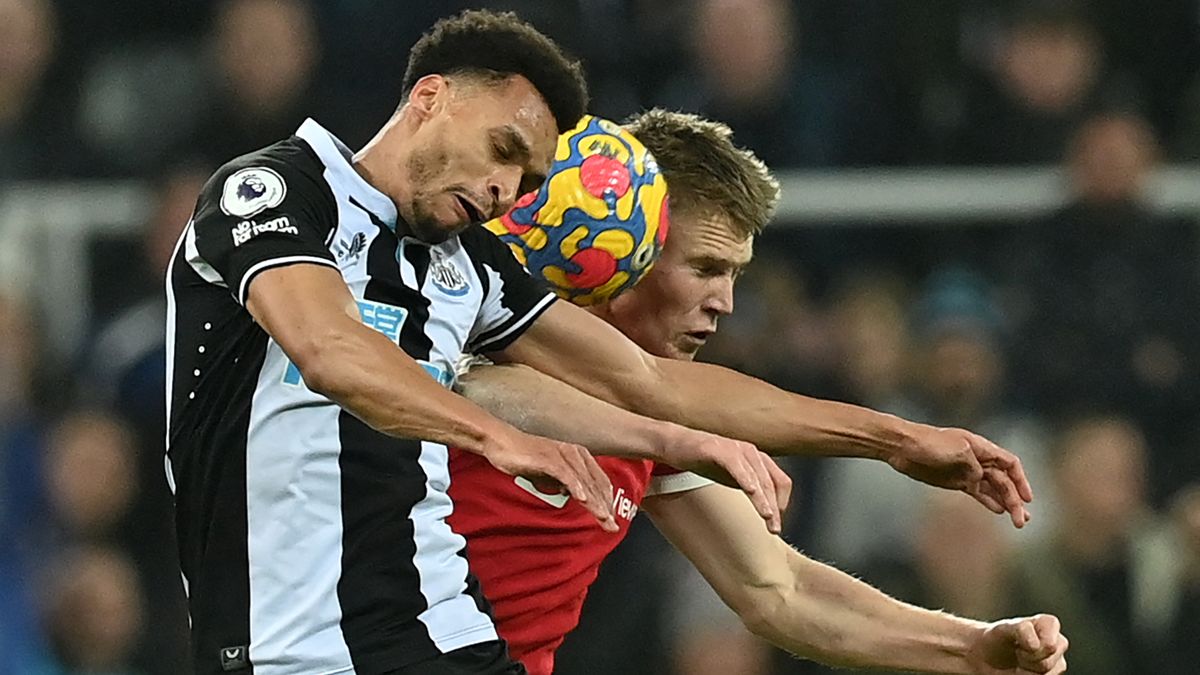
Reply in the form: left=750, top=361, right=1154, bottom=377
left=353, top=116, right=419, bottom=230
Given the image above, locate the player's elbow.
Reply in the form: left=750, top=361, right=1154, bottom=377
left=735, top=587, right=792, bottom=642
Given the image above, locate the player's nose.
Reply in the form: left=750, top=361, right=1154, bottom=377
left=705, top=277, right=735, bottom=316
left=487, top=165, right=523, bottom=216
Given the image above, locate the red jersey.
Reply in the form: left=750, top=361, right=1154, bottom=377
left=447, top=450, right=710, bottom=675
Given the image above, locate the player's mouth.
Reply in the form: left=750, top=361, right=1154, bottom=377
left=682, top=330, right=713, bottom=346
left=454, top=194, right=484, bottom=223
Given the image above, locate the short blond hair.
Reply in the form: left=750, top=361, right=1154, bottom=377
left=622, top=109, right=780, bottom=239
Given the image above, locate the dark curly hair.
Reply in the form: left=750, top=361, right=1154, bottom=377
left=403, top=10, right=589, bottom=133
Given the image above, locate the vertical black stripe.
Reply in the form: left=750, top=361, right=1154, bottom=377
left=338, top=228, right=444, bottom=670
left=168, top=253, right=267, bottom=675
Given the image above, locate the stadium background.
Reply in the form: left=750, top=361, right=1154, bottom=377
left=1, top=0, right=1198, bottom=673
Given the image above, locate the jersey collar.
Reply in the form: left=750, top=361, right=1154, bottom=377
left=295, top=118, right=399, bottom=228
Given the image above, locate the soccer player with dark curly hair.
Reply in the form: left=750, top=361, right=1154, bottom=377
left=167, top=11, right=782, bottom=674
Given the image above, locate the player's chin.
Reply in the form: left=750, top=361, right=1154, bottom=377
left=410, top=215, right=465, bottom=245
left=670, top=336, right=703, bottom=360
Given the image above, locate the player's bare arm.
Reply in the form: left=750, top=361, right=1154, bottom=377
left=246, top=263, right=617, bottom=531
left=496, top=300, right=1033, bottom=527
left=643, top=486, right=1069, bottom=674
left=456, top=360, right=792, bottom=510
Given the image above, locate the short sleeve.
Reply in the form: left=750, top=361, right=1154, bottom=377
left=185, top=139, right=339, bottom=305
left=460, top=227, right=557, bottom=354
left=645, top=464, right=714, bottom=497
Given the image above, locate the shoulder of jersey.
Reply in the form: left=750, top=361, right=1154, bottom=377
left=207, top=137, right=331, bottom=220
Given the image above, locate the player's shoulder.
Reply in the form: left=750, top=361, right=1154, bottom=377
left=198, top=135, right=334, bottom=221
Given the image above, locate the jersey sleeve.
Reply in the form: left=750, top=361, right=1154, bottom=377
left=185, top=143, right=339, bottom=306
left=461, top=227, right=557, bottom=354
left=645, top=464, right=715, bottom=497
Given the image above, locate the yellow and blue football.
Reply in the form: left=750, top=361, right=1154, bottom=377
left=484, top=114, right=670, bottom=306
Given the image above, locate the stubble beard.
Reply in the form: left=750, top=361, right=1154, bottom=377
left=404, top=146, right=459, bottom=245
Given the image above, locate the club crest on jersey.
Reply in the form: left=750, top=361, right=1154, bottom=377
left=429, top=251, right=469, bottom=296
left=220, top=167, right=287, bottom=218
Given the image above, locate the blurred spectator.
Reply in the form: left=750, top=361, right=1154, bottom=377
left=41, top=546, right=146, bottom=675
left=0, top=293, right=53, bottom=673
left=825, top=271, right=918, bottom=417
left=183, top=0, right=320, bottom=166
left=811, top=273, right=924, bottom=568
left=1002, top=112, right=1200, bottom=502
left=908, top=269, right=1053, bottom=534
left=44, top=412, right=138, bottom=542
left=78, top=164, right=203, bottom=673
left=853, top=491, right=1016, bottom=651
left=0, top=0, right=86, bottom=179
left=956, top=4, right=1115, bottom=164
left=1010, top=416, right=1177, bottom=674
left=657, top=0, right=886, bottom=167
left=39, top=409, right=189, bottom=674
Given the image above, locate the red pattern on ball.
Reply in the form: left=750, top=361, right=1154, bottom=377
left=579, top=155, right=631, bottom=199
left=500, top=192, right=539, bottom=234
left=565, top=247, right=618, bottom=288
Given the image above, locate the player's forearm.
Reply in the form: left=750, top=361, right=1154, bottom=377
left=747, top=554, right=986, bottom=673
left=644, top=358, right=918, bottom=461
left=294, top=321, right=509, bottom=455
left=455, top=363, right=674, bottom=459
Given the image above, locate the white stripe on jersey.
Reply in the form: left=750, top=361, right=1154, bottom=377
left=246, top=333, right=355, bottom=674
left=412, top=440, right=498, bottom=651
left=184, top=221, right=226, bottom=287
left=165, top=224, right=187, bottom=496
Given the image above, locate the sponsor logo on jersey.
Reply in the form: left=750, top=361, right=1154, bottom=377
left=220, top=167, right=287, bottom=218
left=231, top=216, right=298, bottom=246
left=515, top=477, right=570, bottom=508
left=513, top=479, right=639, bottom=523
left=283, top=299, right=408, bottom=385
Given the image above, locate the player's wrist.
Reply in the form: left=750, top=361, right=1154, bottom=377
left=646, top=420, right=693, bottom=466
left=870, top=415, right=925, bottom=464
left=470, top=418, right=523, bottom=460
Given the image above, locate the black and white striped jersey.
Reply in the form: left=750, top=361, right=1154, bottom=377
left=165, top=119, right=555, bottom=675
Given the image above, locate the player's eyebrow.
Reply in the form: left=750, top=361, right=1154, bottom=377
left=690, top=254, right=751, bottom=275
left=493, top=126, right=533, bottom=165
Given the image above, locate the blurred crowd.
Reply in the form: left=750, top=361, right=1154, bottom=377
left=1, top=0, right=1199, bottom=673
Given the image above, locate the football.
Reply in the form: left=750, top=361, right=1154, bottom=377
left=484, top=114, right=670, bottom=306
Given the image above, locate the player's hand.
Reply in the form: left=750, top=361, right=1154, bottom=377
left=658, top=425, right=790, bottom=534
left=967, top=615, right=1068, bottom=674
left=886, top=424, right=1033, bottom=528
left=484, top=427, right=618, bottom=532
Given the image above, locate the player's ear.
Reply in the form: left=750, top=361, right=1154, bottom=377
left=406, top=74, right=447, bottom=122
